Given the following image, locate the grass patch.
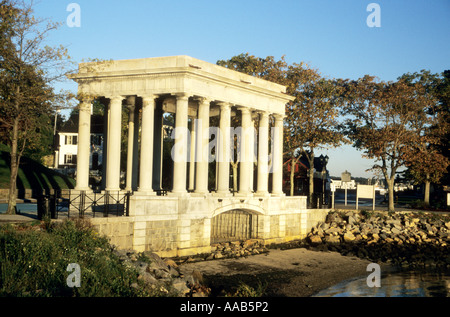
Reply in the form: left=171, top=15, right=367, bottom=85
left=0, top=220, right=157, bottom=297
left=228, top=282, right=268, bottom=297
left=0, top=151, right=75, bottom=191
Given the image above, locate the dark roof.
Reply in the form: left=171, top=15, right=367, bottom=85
left=59, top=114, right=104, bottom=134
left=300, top=156, right=328, bottom=172
left=285, top=155, right=328, bottom=172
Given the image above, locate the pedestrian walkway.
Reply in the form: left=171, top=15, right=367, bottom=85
left=0, top=212, right=38, bottom=223
left=0, top=202, right=39, bottom=223
left=333, top=203, right=449, bottom=215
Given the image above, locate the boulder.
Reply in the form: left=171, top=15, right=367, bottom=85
left=326, top=213, right=343, bottom=224
left=144, top=252, right=168, bottom=270
left=343, top=232, right=356, bottom=243
left=324, top=235, right=341, bottom=244
left=164, top=258, right=178, bottom=269
left=137, top=272, right=158, bottom=285
left=348, top=215, right=358, bottom=225
left=391, top=227, right=401, bottom=235
left=152, top=268, right=171, bottom=279
left=386, top=219, right=402, bottom=226
left=308, top=235, right=323, bottom=245
left=172, top=280, right=190, bottom=296
left=325, top=227, right=341, bottom=235
left=191, top=270, right=204, bottom=285
left=242, top=239, right=259, bottom=248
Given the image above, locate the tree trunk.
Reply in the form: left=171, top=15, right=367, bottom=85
left=424, top=178, right=430, bottom=207
left=232, top=162, right=238, bottom=192
left=307, top=152, right=315, bottom=207
left=290, top=158, right=298, bottom=196
left=387, top=177, right=395, bottom=212
left=6, top=117, right=20, bottom=215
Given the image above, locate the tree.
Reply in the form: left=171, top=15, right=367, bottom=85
left=288, top=77, right=348, bottom=201
left=436, top=70, right=450, bottom=186
left=0, top=0, right=72, bottom=214
left=342, top=75, right=439, bottom=211
left=217, top=53, right=347, bottom=202
left=406, top=147, right=448, bottom=206
left=399, top=70, right=450, bottom=206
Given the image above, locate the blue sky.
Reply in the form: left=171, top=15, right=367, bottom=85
left=33, top=0, right=450, bottom=178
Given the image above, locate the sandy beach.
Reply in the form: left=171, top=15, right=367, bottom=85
left=179, top=247, right=389, bottom=297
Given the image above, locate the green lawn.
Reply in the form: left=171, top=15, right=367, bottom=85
left=0, top=151, right=75, bottom=191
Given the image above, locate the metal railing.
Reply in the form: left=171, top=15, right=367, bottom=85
left=37, top=190, right=131, bottom=220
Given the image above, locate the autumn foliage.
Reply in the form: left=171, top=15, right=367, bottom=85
left=341, top=74, right=449, bottom=211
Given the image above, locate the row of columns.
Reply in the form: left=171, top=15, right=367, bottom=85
left=75, top=94, right=285, bottom=196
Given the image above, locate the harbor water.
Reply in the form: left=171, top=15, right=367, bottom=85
left=314, top=269, right=450, bottom=297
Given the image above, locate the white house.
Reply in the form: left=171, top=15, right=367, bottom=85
left=54, top=114, right=104, bottom=171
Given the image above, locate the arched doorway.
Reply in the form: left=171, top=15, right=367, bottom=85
left=210, top=209, right=260, bottom=244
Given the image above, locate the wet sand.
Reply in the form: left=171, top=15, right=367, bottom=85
left=179, top=247, right=390, bottom=297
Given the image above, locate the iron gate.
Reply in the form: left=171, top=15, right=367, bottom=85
left=210, top=210, right=259, bottom=244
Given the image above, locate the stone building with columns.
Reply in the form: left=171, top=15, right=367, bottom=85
left=69, top=56, right=325, bottom=257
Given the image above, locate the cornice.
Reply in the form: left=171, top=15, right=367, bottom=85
left=71, top=67, right=294, bottom=103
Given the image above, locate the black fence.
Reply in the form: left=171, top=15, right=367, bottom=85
left=309, top=192, right=331, bottom=209
left=37, top=190, right=131, bottom=220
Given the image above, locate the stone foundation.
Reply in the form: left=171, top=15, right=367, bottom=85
left=90, top=193, right=330, bottom=258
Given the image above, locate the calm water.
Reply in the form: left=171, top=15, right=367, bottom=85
left=0, top=203, right=37, bottom=213
left=314, top=270, right=450, bottom=297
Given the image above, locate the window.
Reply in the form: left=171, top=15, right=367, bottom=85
left=64, top=154, right=77, bottom=165
left=65, top=135, right=78, bottom=145
left=91, top=134, right=102, bottom=146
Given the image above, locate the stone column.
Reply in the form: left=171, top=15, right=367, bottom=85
left=216, top=102, right=231, bottom=194
left=132, top=104, right=140, bottom=190
left=272, top=114, right=284, bottom=195
left=188, top=118, right=196, bottom=191
left=152, top=106, right=164, bottom=191
left=101, top=102, right=109, bottom=190
left=194, top=98, right=210, bottom=194
left=256, top=111, right=269, bottom=195
left=249, top=114, right=256, bottom=192
left=238, top=107, right=252, bottom=195
left=138, top=95, right=156, bottom=194
left=105, top=96, right=123, bottom=191
left=125, top=96, right=136, bottom=192
left=172, top=93, right=190, bottom=194
left=75, top=98, right=92, bottom=191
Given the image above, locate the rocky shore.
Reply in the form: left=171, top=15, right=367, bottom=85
left=306, top=210, right=450, bottom=269
left=114, top=249, right=207, bottom=296
left=114, top=239, right=270, bottom=297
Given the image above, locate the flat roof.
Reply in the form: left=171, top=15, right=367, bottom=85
left=70, top=55, right=294, bottom=115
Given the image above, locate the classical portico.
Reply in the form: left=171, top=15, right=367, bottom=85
left=70, top=56, right=311, bottom=256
